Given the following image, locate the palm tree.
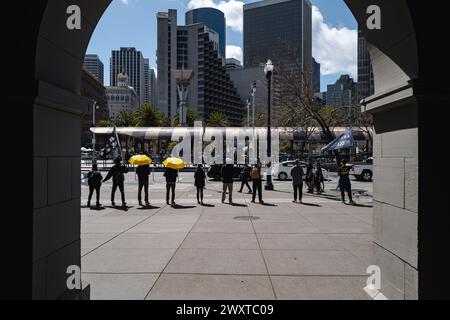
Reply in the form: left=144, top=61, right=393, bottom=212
left=114, top=111, right=135, bottom=127
left=97, top=119, right=112, bottom=128
left=134, top=103, right=167, bottom=127
left=206, top=112, right=229, bottom=127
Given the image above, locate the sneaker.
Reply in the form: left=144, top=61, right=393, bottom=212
left=139, top=201, right=143, bottom=206
left=96, top=203, right=101, bottom=208
left=238, top=191, right=243, bottom=193
left=111, top=202, right=116, bottom=207
left=122, top=203, right=127, bottom=207
left=251, top=200, right=256, bottom=203
left=146, top=202, right=151, bottom=207
left=87, top=202, right=91, bottom=207
left=292, top=200, right=297, bottom=203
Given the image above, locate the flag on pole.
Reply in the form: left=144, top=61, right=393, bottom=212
left=321, top=128, right=356, bottom=153
left=101, top=126, right=122, bottom=158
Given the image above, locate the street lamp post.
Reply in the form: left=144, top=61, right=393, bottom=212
left=264, top=60, right=274, bottom=191
left=246, top=98, right=251, bottom=127
left=251, top=82, right=257, bottom=163
left=173, top=69, right=194, bottom=127
left=92, top=100, right=99, bottom=164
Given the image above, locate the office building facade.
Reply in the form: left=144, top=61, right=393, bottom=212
left=83, top=54, right=104, bottom=85
left=157, top=9, right=244, bottom=126
left=326, top=74, right=357, bottom=108
left=106, top=72, right=140, bottom=121
left=110, top=47, right=145, bottom=105
left=357, top=28, right=374, bottom=101
left=225, top=58, right=243, bottom=71
left=186, top=7, right=226, bottom=59
left=312, top=57, right=321, bottom=94
left=243, top=0, right=312, bottom=71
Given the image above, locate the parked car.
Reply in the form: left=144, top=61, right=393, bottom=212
left=207, top=164, right=247, bottom=181
left=272, top=161, right=330, bottom=181
left=352, top=157, right=373, bottom=181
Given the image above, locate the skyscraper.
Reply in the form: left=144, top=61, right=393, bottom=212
left=83, top=54, right=104, bottom=85
left=357, top=28, right=374, bottom=101
left=326, top=75, right=357, bottom=108
left=243, top=0, right=312, bottom=71
left=186, top=8, right=226, bottom=59
left=144, top=59, right=151, bottom=104
left=110, top=47, right=145, bottom=105
left=157, top=9, right=244, bottom=126
left=312, top=57, right=321, bottom=94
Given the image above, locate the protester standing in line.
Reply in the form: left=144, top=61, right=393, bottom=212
left=290, top=160, right=304, bottom=204
left=103, top=158, right=129, bottom=207
left=338, top=160, right=355, bottom=205
left=87, top=164, right=103, bottom=208
left=136, top=164, right=151, bottom=207
left=194, top=164, right=206, bottom=205
left=221, top=163, right=235, bottom=204
left=238, top=164, right=252, bottom=194
left=164, top=167, right=178, bottom=205
left=251, top=160, right=264, bottom=204
left=315, top=161, right=325, bottom=194
left=306, top=158, right=315, bottom=194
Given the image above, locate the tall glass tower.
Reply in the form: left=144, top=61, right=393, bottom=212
left=186, top=8, right=226, bottom=59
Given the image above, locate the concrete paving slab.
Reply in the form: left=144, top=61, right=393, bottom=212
left=258, top=234, right=344, bottom=251
left=82, top=273, right=159, bottom=300
left=82, top=248, right=176, bottom=273
left=165, top=249, right=268, bottom=275
left=263, top=250, right=367, bottom=276
left=147, top=274, right=275, bottom=300
left=271, top=276, right=370, bottom=300
left=102, top=233, right=188, bottom=249
left=181, top=233, right=260, bottom=250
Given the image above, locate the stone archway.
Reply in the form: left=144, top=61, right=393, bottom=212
left=4, top=0, right=449, bottom=300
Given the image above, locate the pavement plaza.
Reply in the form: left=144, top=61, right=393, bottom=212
left=81, top=173, right=373, bottom=300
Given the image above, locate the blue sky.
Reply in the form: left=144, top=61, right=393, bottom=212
left=87, top=0, right=358, bottom=91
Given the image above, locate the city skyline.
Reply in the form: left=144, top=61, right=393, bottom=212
left=87, top=0, right=357, bottom=92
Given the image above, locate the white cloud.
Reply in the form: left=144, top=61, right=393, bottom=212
left=187, top=0, right=244, bottom=33
left=120, top=0, right=130, bottom=4
left=226, top=45, right=243, bottom=62
left=312, top=6, right=357, bottom=77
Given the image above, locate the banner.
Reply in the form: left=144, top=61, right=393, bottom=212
left=321, top=128, right=356, bottom=153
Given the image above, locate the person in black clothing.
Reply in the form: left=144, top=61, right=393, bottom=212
left=221, top=164, right=235, bottom=204
left=103, top=158, right=129, bottom=207
left=338, top=160, right=355, bottom=205
left=87, top=164, right=103, bottom=208
left=306, top=159, right=315, bottom=194
left=136, top=164, right=151, bottom=207
left=315, top=161, right=325, bottom=194
left=164, top=167, right=178, bottom=205
left=194, top=164, right=206, bottom=205
left=238, top=164, right=252, bottom=194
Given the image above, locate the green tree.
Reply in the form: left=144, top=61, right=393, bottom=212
left=114, top=111, right=135, bottom=127
left=97, top=120, right=112, bottom=127
left=206, top=112, right=229, bottom=127
left=133, top=103, right=167, bottom=127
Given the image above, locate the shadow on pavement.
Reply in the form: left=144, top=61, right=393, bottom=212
left=89, top=207, right=106, bottom=211
left=201, top=203, right=215, bottom=208
left=104, top=206, right=133, bottom=212
left=171, top=204, right=197, bottom=209
left=137, top=205, right=161, bottom=210
left=230, top=203, right=248, bottom=207
left=348, top=203, right=373, bottom=208
left=260, top=203, right=277, bottom=207
left=299, top=202, right=321, bottom=207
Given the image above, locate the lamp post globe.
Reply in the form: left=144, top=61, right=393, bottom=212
left=264, top=59, right=274, bottom=191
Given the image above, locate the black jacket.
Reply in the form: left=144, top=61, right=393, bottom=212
left=164, top=168, right=178, bottom=183
left=87, top=171, right=103, bottom=187
left=103, top=164, right=129, bottom=184
left=221, top=164, right=235, bottom=184
left=194, top=168, right=206, bottom=188
left=241, top=166, right=251, bottom=181
left=136, top=165, right=151, bottom=182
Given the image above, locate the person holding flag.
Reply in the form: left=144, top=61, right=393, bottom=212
left=103, top=157, right=129, bottom=207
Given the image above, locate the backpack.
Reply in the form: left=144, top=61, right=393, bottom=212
left=250, top=167, right=260, bottom=180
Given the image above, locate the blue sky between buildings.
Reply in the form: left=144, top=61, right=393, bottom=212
left=87, top=0, right=358, bottom=92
